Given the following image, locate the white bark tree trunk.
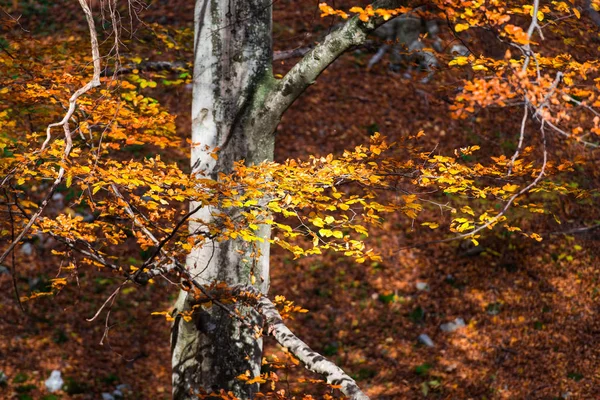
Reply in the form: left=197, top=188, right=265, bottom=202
left=171, top=1, right=401, bottom=398
left=171, top=1, right=275, bottom=398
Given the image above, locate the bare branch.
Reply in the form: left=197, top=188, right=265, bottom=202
left=273, top=46, right=313, bottom=61
left=87, top=284, right=122, bottom=322
left=549, top=223, right=600, bottom=236
left=109, top=183, right=244, bottom=322
left=508, top=103, right=529, bottom=176
left=2, top=189, right=24, bottom=312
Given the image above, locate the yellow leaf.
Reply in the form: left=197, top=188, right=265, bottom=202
left=460, top=206, right=475, bottom=216
left=458, top=222, right=472, bottom=232
left=530, top=233, right=543, bottom=242
left=50, top=278, right=68, bottom=288
left=312, top=217, right=324, bottom=228
left=319, top=228, right=333, bottom=237
left=246, top=376, right=267, bottom=384
left=449, top=56, right=469, bottom=66
left=151, top=311, right=174, bottom=322
left=455, top=23, right=470, bottom=32
left=236, top=373, right=250, bottom=382
left=502, top=183, right=519, bottom=192
left=573, top=8, right=580, bottom=19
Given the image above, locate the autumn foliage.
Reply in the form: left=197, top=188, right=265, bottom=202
left=1, top=0, right=599, bottom=398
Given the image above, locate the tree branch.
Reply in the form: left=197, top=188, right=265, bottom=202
left=263, top=0, right=402, bottom=121
left=234, top=285, right=370, bottom=400
left=273, top=46, right=313, bottom=61
left=101, top=60, right=188, bottom=77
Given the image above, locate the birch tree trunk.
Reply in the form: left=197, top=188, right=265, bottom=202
left=170, top=0, right=400, bottom=398
left=170, top=1, right=276, bottom=399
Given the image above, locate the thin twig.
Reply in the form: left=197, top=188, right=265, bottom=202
left=508, top=103, right=529, bottom=176
left=87, top=284, right=123, bottom=322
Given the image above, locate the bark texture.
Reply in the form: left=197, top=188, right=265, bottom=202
left=171, top=1, right=274, bottom=398
left=231, top=286, right=370, bottom=400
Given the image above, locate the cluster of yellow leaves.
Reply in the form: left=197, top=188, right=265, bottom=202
left=210, top=133, right=396, bottom=262
left=147, top=23, right=194, bottom=51
left=318, top=0, right=600, bottom=146
left=319, top=3, right=411, bottom=22
left=20, top=117, right=583, bottom=295
left=414, top=141, right=590, bottom=241
left=447, top=52, right=600, bottom=128
left=446, top=0, right=511, bottom=34
left=19, top=291, right=54, bottom=303
left=502, top=24, right=530, bottom=45
left=4, top=9, right=597, bottom=314
left=152, top=307, right=205, bottom=323
left=0, top=33, right=192, bottom=272
left=273, top=295, right=308, bottom=320
left=439, top=0, right=600, bottom=137
left=440, top=0, right=577, bottom=42
left=451, top=77, right=518, bottom=117
left=235, top=353, right=342, bottom=399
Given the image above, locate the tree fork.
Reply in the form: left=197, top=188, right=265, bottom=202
left=171, top=1, right=401, bottom=398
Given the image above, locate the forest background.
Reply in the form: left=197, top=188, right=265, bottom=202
left=1, top=0, right=600, bottom=399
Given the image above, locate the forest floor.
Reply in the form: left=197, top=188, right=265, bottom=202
left=1, top=0, right=600, bottom=399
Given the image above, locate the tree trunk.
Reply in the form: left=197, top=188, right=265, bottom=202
left=171, top=1, right=277, bottom=398
left=170, top=0, right=401, bottom=397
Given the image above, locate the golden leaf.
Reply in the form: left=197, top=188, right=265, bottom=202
left=455, top=23, right=470, bottom=32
